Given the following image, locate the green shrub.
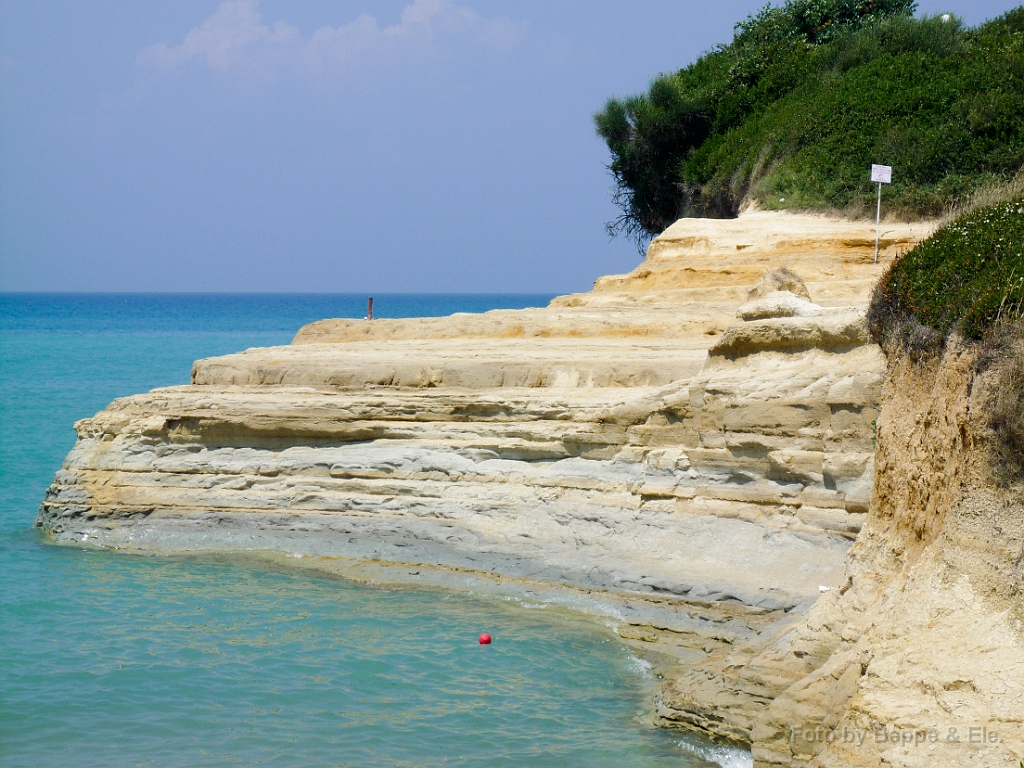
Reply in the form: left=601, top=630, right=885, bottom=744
left=734, top=0, right=918, bottom=45
left=596, top=4, right=1024, bottom=246
left=867, top=195, right=1024, bottom=345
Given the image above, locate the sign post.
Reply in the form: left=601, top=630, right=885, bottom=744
left=871, top=164, right=892, bottom=263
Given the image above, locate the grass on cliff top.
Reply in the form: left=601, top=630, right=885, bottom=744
left=596, top=2, right=1024, bottom=246
left=868, top=193, right=1024, bottom=344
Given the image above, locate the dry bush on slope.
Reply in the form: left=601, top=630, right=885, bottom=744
left=987, top=322, right=1024, bottom=483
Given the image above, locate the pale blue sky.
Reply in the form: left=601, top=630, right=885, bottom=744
left=0, top=1, right=1017, bottom=293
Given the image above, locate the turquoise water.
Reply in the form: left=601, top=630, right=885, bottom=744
left=0, top=294, right=741, bottom=768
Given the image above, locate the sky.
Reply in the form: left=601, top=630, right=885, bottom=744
left=0, top=1, right=1018, bottom=293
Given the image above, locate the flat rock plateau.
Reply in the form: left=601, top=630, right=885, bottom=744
left=39, top=211, right=1023, bottom=766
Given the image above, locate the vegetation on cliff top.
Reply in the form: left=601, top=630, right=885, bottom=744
left=596, top=1, right=1024, bottom=246
left=868, top=192, right=1024, bottom=344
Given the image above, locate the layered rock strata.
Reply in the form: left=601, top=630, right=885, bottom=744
left=757, top=341, right=1024, bottom=768
left=554, top=210, right=928, bottom=309
left=659, top=340, right=1024, bottom=767
left=37, top=210, right=946, bottom=758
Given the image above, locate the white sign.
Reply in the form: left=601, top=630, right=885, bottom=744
left=871, top=164, right=892, bottom=184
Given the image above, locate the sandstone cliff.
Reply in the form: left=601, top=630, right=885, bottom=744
left=657, top=337, right=1024, bottom=767
left=38, top=210, right=984, bottom=765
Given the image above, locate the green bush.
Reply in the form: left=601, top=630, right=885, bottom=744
left=596, top=4, right=1024, bottom=246
left=867, top=195, right=1024, bottom=345
left=734, top=0, right=919, bottom=45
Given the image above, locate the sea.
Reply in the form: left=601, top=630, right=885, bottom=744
left=0, top=294, right=750, bottom=768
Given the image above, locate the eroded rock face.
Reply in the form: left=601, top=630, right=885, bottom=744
left=748, top=268, right=813, bottom=302
left=36, top=210, right=947, bottom=756
left=555, top=211, right=935, bottom=308
left=659, top=342, right=1024, bottom=767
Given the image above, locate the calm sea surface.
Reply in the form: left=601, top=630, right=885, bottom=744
left=0, top=294, right=747, bottom=768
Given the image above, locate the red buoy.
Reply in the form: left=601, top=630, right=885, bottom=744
left=478, top=633, right=492, bottom=645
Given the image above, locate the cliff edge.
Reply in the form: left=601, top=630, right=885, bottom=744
left=658, top=337, right=1024, bottom=767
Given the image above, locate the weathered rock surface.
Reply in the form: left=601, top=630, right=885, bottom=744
left=38, top=325, right=880, bottom=613
left=40, top=209, right=976, bottom=763
left=658, top=342, right=1024, bottom=767
left=553, top=211, right=932, bottom=308
left=192, top=338, right=712, bottom=389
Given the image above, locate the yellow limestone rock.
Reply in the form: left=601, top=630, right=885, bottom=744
left=746, top=344, right=1024, bottom=768
left=658, top=343, right=1024, bottom=768
left=564, top=210, right=932, bottom=306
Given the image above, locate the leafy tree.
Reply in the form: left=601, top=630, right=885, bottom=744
left=596, top=2, right=1024, bottom=249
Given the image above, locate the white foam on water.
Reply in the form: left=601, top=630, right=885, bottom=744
left=677, top=738, right=754, bottom=768
left=626, top=653, right=654, bottom=678
left=470, top=585, right=630, bottom=626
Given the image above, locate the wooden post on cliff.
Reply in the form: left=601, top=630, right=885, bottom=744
left=871, top=164, right=892, bottom=263
left=367, top=297, right=373, bottom=320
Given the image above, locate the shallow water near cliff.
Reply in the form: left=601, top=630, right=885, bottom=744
left=0, top=294, right=749, bottom=768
